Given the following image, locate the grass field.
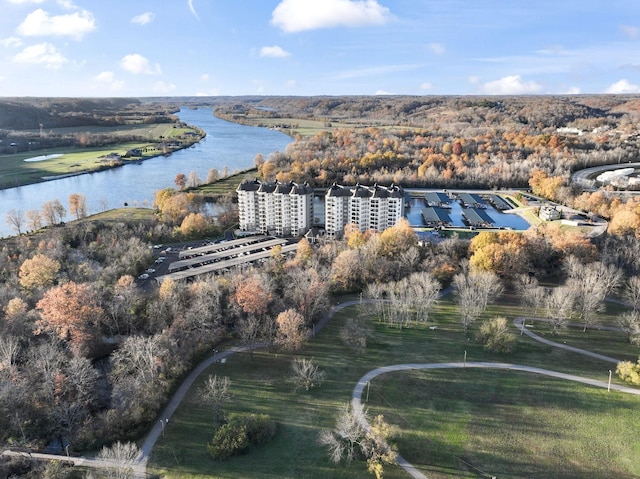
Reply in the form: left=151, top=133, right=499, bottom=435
left=0, top=123, right=201, bottom=189
left=148, top=294, right=640, bottom=479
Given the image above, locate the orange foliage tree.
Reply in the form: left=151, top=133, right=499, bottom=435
left=36, top=282, right=104, bottom=356
left=19, top=253, right=61, bottom=290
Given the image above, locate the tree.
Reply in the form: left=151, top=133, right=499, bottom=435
left=319, top=403, right=397, bottom=479
left=68, top=193, right=87, bottom=220
left=97, top=441, right=141, bottom=479
left=623, top=276, right=640, bottom=312
left=200, top=374, right=232, bottom=423
left=377, top=218, right=417, bottom=258
left=0, top=334, right=20, bottom=371
left=206, top=168, right=220, bottom=183
left=616, top=311, right=640, bottom=345
left=616, top=359, right=640, bottom=386
left=275, top=309, right=309, bottom=352
left=42, top=199, right=66, bottom=226
left=291, top=357, right=325, bottom=392
left=476, top=316, right=516, bottom=353
left=179, top=212, right=209, bottom=237
left=19, top=253, right=61, bottom=290
left=187, top=171, right=202, bottom=188
left=5, top=209, right=24, bottom=235
left=516, top=275, right=546, bottom=317
left=339, top=317, right=372, bottom=354
left=25, top=209, right=43, bottom=232
left=454, top=271, right=503, bottom=333
left=174, top=173, right=187, bottom=190
left=35, top=282, right=104, bottom=356
left=544, top=286, right=574, bottom=334
left=283, top=267, right=330, bottom=324
left=233, top=274, right=273, bottom=318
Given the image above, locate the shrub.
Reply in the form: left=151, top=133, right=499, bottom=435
left=616, top=359, right=640, bottom=386
left=207, top=413, right=276, bottom=460
left=476, top=316, right=516, bottom=353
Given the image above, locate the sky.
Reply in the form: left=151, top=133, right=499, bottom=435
left=0, top=0, right=639, bottom=97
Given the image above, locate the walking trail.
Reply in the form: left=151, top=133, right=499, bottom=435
left=3, top=303, right=638, bottom=478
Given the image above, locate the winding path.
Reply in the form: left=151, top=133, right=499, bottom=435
left=4, top=300, right=638, bottom=478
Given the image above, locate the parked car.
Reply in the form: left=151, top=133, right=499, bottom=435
left=138, top=273, right=149, bottom=280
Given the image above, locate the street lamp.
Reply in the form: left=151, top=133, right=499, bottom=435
left=608, top=369, right=612, bottom=392
left=160, top=418, right=168, bottom=437
left=65, top=444, right=70, bottom=460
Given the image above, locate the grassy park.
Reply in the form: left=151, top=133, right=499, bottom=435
left=148, top=294, right=640, bottom=479
left=0, top=123, right=201, bottom=189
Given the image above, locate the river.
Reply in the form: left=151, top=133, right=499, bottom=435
left=0, top=108, right=293, bottom=238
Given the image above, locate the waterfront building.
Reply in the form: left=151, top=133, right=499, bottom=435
left=237, top=179, right=314, bottom=237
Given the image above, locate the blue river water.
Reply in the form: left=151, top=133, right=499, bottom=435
left=0, top=108, right=293, bottom=237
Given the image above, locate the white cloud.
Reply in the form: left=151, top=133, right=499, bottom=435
left=620, top=25, right=640, bottom=39
left=188, top=0, right=199, bottom=20
left=481, top=75, right=542, bottom=95
left=7, top=0, right=45, bottom=3
left=153, top=81, right=176, bottom=94
left=271, top=0, right=392, bottom=33
left=13, top=42, right=67, bottom=69
left=17, top=8, right=96, bottom=40
left=374, top=89, right=393, bottom=95
left=200, top=73, right=210, bottom=81
left=427, top=43, right=445, bottom=55
left=56, top=0, right=77, bottom=9
left=467, top=76, right=480, bottom=85
left=419, top=82, right=433, bottom=91
left=95, top=71, right=114, bottom=82
left=260, top=45, right=291, bottom=58
left=564, top=86, right=581, bottom=94
left=120, top=53, right=161, bottom=75
left=131, top=12, right=155, bottom=26
left=604, top=79, right=640, bottom=94
left=1, top=37, right=23, bottom=48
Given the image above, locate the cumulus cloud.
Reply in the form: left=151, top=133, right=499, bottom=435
left=131, top=12, right=155, bottom=26
left=153, top=81, right=176, bottom=94
left=260, top=45, right=291, bottom=58
left=620, top=25, right=639, bottom=39
left=13, top=42, right=67, bottom=69
left=427, top=43, right=445, bottom=55
left=1, top=37, right=23, bottom=48
left=94, top=71, right=114, bottom=82
left=605, top=79, right=640, bottom=94
left=7, top=0, right=45, bottom=3
left=271, top=0, right=392, bottom=33
left=480, top=75, right=542, bottom=95
left=17, top=8, right=96, bottom=40
left=120, top=53, right=161, bottom=75
left=419, top=82, right=433, bottom=91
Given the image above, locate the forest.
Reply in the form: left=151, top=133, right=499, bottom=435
left=2, top=94, right=640, bottom=478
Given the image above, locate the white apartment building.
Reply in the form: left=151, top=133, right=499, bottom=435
left=237, top=180, right=404, bottom=239
left=325, top=183, right=405, bottom=238
left=237, top=179, right=314, bottom=237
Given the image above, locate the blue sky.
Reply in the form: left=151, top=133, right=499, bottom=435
left=0, top=0, right=639, bottom=97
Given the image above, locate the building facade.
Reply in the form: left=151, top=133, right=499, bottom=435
left=325, top=183, right=405, bottom=238
left=237, top=179, right=314, bottom=237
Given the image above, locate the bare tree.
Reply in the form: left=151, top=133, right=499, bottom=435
left=565, top=257, right=622, bottom=331
left=339, top=317, right=372, bottom=354
left=516, top=275, right=546, bottom=317
left=200, top=374, right=232, bottom=423
left=291, top=357, right=325, bottom=392
left=187, top=171, right=202, bottom=188
left=0, top=334, right=20, bottom=371
left=454, top=271, right=503, bottom=333
left=624, top=276, right=640, bottom=312
left=69, top=193, right=87, bottom=220
left=616, top=310, right=640, bottom=345
left=318, top=402, right=397, bottom=479
left=544, top=286, right=575, bottom=334
left=97, top=441, right=140, bottom=479
left=206, top=168, right=220, bottom=183
left=42, top=199, right=66, bottom=226
left=25, top=209, right=43, bottom=231
left=6, top=209, right=24, bottom=235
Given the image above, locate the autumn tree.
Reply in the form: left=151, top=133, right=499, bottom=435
left=18, top=253, right=61, bottom=290
left=175, top=173, right=187, bottom=190
left=319, top=403, right=397, bottom=479
left=233, top=274, right=273, bottom=318
left=528, top=169, right=565, bottom=201
left=283, top=266, right=330, bottom=324
left=469, top=231, right=529, bottom=276
left=68, top=193, right=87, bottom=220
left=42, top=199, right=66, bottom=226
left=25, top=209, right=43, bottom=231
left=275, top=309, right=309, bottom=352
left=35, top=282, right=104, bottom=356
left=377, top=218, right=417, bottom=258
left=206, top=168, right=220, bottom=183
left=476, top=316, right=516, bottom=353
left=179, top=212, right=210, bottom=238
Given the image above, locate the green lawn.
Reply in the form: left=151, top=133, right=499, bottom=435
left=147, top=295, right=640, bottom=479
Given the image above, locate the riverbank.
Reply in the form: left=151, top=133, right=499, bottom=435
left=0, top=126, right=204, bottom=191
